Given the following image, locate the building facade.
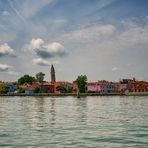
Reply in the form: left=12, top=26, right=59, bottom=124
left=87, top=82, right=100, bottom=92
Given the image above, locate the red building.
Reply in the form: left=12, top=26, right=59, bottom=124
left=41, top=83, right=55, bottom=93
left=128, top=81, right=148, bottom=92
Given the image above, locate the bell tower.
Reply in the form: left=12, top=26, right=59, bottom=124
left=51, top=64, right=56, bottom=83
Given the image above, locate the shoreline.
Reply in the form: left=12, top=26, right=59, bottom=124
left=0, top=93, right=124, bottom=97
left=0, top=93, right=148, bottom=97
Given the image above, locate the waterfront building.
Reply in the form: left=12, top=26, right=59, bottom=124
left=98, top=81, right=115, bottom=94
left=114, top=82, right=120, bottom=93
left=127, top=81, right=148, bottom=92
left=87, top=82, right=100, bottom=92
left=55, top=81, right=73, bottom=93
left=18, top=82, right=40, bottom=94
left=41, top=82, right=55, bottom=93
left=106, top=82, right=115, bottom=93
left=31, top=82, right=41, bottom=88
left=0, top=83, right=7, bottom=94
left=25, top=88, right=34, bottom=94
left=119, top=84, right=127, bottom=93
left=6, top=82, right=15, bottom=93
left=119, top=78, right=135, bottom=93
left=73, top=81, right=78, bottom=93
left=51, top=64, right=56, bottom=83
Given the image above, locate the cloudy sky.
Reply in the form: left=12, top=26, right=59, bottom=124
left=0, top=0, right=148, bottom=82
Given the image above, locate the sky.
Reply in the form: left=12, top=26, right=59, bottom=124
left=0, top=0, right=148, bottom=82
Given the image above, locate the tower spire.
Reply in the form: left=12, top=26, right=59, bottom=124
left=51, top=64, right=56, bottom=82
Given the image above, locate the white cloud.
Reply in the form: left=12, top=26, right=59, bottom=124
left=118, top=24, right=148, bottom=47
left=59, top=21, right=148, bottom=53
left=32, top=58, right=50, bottom=66
left=28, top=38, right=67, bottom=58
left=60, top=24, right=115, bottom=42
left=30, top=38, right=44, bottom=49
left=0, top=64, right=11, bottom=71
left=32, top=58, right=60, bottom=66
left=0, top=43, right=16, bottom=57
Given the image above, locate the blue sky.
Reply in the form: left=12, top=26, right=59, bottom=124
left=0, top=0, right=148, bottom=82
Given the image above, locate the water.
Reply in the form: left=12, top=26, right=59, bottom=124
left=0, top=96, right=148, bottom=148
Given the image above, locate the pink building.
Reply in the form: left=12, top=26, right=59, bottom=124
left=73, top=81, right=78, bottom=93
left=99, top=83, right=107, bottom=93
left=98, top=81, right=116, bottom=94
left=119, top=78, right=135, bottom=93
left=87, top=82, right=101, bottom=92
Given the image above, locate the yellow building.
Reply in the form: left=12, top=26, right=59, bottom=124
left=0, top=83, right=7, bottom=94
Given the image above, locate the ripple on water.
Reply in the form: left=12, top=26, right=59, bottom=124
left=0, top=96, right=148, bottom=148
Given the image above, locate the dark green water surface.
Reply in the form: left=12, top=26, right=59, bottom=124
left=0, top=96, right=148, bottom=148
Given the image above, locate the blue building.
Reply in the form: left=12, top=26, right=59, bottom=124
left=7, top=83, right=15, bottom=93
left=25, top=89, right=34, bottom=95
left=106, top=83, right=115, bottom=93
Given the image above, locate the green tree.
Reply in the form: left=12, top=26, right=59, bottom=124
left=36, top=72, right=45, bottom=83
left=56, top=85, right=67, bottom=93
left=34, top=86, right=40, bottom=93
left=76, top=75, right=87, bottom=93
left=18, top=74, right=37, bottom=85
left=17, top=88, right=25, bottom=93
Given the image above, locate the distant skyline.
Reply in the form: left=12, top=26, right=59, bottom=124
left=0, top=0, right=148, bottom=82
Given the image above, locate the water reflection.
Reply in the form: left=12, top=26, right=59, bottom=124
left=49, top=98, right=56, bottom=125
left=75, top=97, right=88, bottom=124
left=35, top=97, right=45, bottom=113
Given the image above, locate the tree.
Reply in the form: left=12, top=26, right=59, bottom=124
left=18, top=74, right=37, bottom=85
left=17, top=88, right=25, bottom=93
left=56, top=85, right=67, bottom=93
left=76, top=75, right=87, bottom=93
left=56, top=83, right=73, bottom=93
left=34, top=86, right=40, bottom=93
left=36, top=72, right=45, bottom=83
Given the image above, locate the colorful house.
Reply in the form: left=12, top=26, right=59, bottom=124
left=25, top=88, right=34, bottom=94
left=106, top=83, right=115, bottom=93
left=18, top=82, right=41, bottom=94
left=128, top=81, right=148, bottom=92
left=114, top=82, right=120, bottom=93
left=87, top=82, right=100, bottom=92
left=98, top=81, right=116, bottom=94
left=73, top=81, right=78, bottom=93
left=41, top=82, right=55, bottom=93
left=55, top=81, right=73, bottom=93
left=6, top=82, right=15, bottom=93
left=0, top=83, right=7, bottom=94
left=119, top=78, right=135, bottom=93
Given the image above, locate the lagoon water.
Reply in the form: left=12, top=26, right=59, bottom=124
left=0, top=96, right=148, bottom=148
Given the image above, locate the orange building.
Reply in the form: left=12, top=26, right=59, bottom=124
left=41, top=82, right=55, bottom=93
left=128, top=81, right=148, bottom=92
